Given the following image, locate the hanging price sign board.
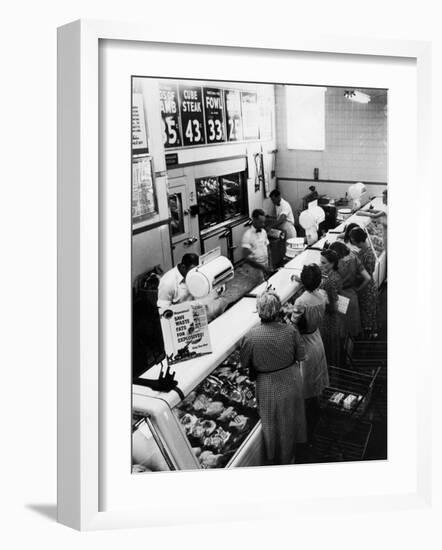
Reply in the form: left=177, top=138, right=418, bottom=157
left=159, top=83, right=182, bottom=148
left=203, top=87, right=226, bottom=144
left=179, top=85, right=206, bottom=146
left=225, top=89, right=243, bottom=142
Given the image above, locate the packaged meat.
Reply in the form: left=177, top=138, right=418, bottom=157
left=190, top=422, right=206, bottom=441
left=192, top=447, right=202, bottom=457
left=192, top=394, right=212, bottom=412
left=205, top=401, right=224, bottom=417
left=343, top=394, right=362, bottom=410
left=199, top=451, right=223, bottom=469
left=329, top=392, right=345, bottom=405
left=180, top=413, right=198, bottom=433
left=217, top=406, right=237, bottom=422
left=201, top=419, right=217, bottom=436
left=203, top=427, right=231, bottom=452
left=228, top=415, right=248, bottom=432
left=229, top=389, right=243, bottom=404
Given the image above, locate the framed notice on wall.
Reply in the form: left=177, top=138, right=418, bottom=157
left=132, top=155, right=157, bottom=224
left=241, top=91, right=259, bottom=140
left=132, top=93, right=149, bottom=154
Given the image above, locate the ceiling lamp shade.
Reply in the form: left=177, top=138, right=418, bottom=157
left=344, top=90, right=371, bottom=104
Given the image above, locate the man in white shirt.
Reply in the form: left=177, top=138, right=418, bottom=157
left=241, top=209, right=272, bottom=283
left=157, top=253, right=199, bottom=309
left=269, top=189, right=297, bottom=239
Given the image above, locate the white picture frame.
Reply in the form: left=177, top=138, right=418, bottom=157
left=57, top=19, right=433, bottom=531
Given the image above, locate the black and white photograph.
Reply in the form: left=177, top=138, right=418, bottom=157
left=131, top=77, right=388, bottom=472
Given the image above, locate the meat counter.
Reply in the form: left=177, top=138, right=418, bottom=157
left=132, top=297, right=265, bottom=472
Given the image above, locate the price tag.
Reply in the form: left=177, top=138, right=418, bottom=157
left=179, top=85, right=206, bottom=146
left=159, top=83, right=181, bottom=148
left=203, top=88, right=226, bottom=143
left=225, top=89, right=243, bottom=142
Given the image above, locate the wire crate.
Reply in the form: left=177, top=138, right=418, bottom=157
left=311, top=417, right=373, bottom=462
left=320, top=365, right=381, bottom=420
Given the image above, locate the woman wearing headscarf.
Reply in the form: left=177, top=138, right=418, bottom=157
left=349, top=226, right=379, bottom=338
left=240, top=290, right=307, bottom=465
left=289, top=264, right=328, bottom=441
left=319, top=249, right=344, bottom=367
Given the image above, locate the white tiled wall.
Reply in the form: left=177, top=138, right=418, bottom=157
left=275, top=85, right=388, bottom=183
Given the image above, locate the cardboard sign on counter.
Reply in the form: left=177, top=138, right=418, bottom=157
left=160, top=301, right=212, bottom=365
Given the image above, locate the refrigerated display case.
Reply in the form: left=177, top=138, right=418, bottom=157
left=196, top=176, right=221, bottom=229
left=132, top=297, right=265, bottom=471
left=365, top=220, right=386, bottom=288
left=220, top=173, right=246, bottom=220
left=133, top=346, right=263, bottom=471
left=196, top=171, right=247, bottom=231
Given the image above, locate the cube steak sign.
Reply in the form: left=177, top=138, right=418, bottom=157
left=179, top=85, right=206, bottom=146
left=203, top=88, right=226, bottom=143
left=159, top=83, right=181, bottom=148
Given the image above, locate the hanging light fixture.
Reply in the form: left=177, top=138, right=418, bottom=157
left=344, top=90, right=371, bottom=104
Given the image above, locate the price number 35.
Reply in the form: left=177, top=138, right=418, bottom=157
left=162, top=116, right=179, bottom=146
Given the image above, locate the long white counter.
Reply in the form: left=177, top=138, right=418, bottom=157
left=134, top=196, right=386, bottom=406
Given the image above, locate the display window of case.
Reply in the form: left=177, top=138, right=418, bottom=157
left=132, top=346, right=262, bottom=471
left=172, top=349, right=259, bottom=469
left=196, top=171, right=247, bottom=230
left=365, top=220, right=385, bottom=258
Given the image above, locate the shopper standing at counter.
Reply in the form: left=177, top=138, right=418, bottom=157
left=157, top=253, right=199, bottom=308
left=290, top=264, right=328, bottom=442
left=240, top=291, right=307, bottom=465
left=241, top=209, right=272, bottom=283
left=349, top=227, right=379, bottom=338
left=328, top=241, right=370, bottom=338
left=319, top=249, right=344, bottom=367
left=268, top=189, right=297, bottom=239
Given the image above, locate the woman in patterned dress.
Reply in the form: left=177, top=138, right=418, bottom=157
left=289, top=264, right=328, bottom=442
left=349, top=227, right=379, bottom=338
left=328, top=241, right=371, bottom=339
left=240, top=291, right=307, bottom=465
left=319, top=249, right=344, bottom=367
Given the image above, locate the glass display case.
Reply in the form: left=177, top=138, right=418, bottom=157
left=220, top=173, right=246, bottom=220
left=196, top=171, right=247, bottom=231
left=365, top=220, right=385, bottom=258
left=172, top=349, right=259, bottom=469
left=132, top=346, right=263, bottom=471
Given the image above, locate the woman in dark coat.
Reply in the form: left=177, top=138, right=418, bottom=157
left=319, top=249, right=344, bottom=367
left=328, top=241, right=371, bottom=338
left=240, top=290, right=307, bottom=465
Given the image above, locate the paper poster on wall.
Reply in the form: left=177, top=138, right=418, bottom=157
left=224, top=89, right=243, bottom=142
left=132, top=155, right=157, bottom=223
left=159, top=82, right=182, bottom=148
left=179, top=85, right=206, bottom=146
left=258, top=94, right=273, bottom=141
left=132, top=93, right=149, bottom=153
left=241, top=92, right=259, bottom=140
left=203, top=88, right=226, bottom=143
left=160, top=301, right=212, bottom=364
